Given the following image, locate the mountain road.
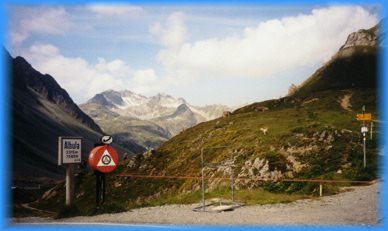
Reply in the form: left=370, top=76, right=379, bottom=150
left=12, top=182, right=381, bottom=226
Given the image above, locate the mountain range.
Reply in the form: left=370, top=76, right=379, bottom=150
left=36, top=21, right=381, bottom=214
left=80, top=90, right=229, bottom=152
left=9, top=51, right=131, bottom=186
left=11, top=21, right=382, bottom=217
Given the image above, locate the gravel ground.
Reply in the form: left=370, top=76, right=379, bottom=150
left=12, top=183, right=381, bottom=226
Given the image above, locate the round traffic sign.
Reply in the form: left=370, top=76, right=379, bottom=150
left=88, top=145, right=119, bottom=173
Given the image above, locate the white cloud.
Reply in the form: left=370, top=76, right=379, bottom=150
left=20, top=43, right=163, bottom=103
left=21, top=44, right=129, bottom=103
left=130, top=69, right=163, bottom=94
left=150, top=11, right=188, bottom=48
left=86, top=4, right=145, bottom=17
left=29, top=43, right=60, bottom=56
left=95, top=58, right=131, bottom=78
left=154, top=6, right=378, bottom=81
left=20, top=7, right=73, bottom=34
left=10, top=6, right=73, bottom=45
left=10, top=31, right=29, bottom=46
left=12, top=5, right=380, bottom=107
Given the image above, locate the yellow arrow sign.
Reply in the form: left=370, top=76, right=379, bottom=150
left=357, top=113, right=372, bottom=121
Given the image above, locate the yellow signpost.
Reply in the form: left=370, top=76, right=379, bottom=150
left=358, top=106, right=371, bottom=169
left=357, top=113, right=372, bottom=121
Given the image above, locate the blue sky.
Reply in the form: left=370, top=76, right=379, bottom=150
left=5, top=3, right=382, bottom=106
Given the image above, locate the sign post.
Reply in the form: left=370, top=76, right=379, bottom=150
left=362, top=127, right=367, bottom=168
left=66, top=165, right=75, bottom=206
left=58, top=137, right=82, bottom=206
left=88, top=136, right=118, bottom=206
left=356, top=106, right=372, bottom=169
left=362, top=106, right=366, bottom=169
left=356, top=113, right=372, bottom=121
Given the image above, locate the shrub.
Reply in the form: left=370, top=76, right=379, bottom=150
left=291, top=126, right=304, bottom=133
left=261, top=152, right=288, bottom=172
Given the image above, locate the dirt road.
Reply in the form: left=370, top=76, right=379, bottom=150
left=12, top=183, right=381, bottom=226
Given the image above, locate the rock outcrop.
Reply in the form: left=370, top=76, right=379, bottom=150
left=10, top=51, right=130, bottom=184
left=340, top=22, right=383, bottom=50
left=13, top=56, right=103, bottom=133
left=292, top=22, right=381, bottom=96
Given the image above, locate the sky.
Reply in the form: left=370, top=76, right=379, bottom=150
left=5, top=3, right=381, bottom=107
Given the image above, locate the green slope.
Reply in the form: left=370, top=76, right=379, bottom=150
left=294, top=46, right=378, bottom=95
left=20, top=23, right=382, bottom=218
left=23, top=88, right=380, bottom=218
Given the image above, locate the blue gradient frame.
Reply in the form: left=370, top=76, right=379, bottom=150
left=1, top=0, right=11, bottom=228
left=1, top=0, right=387, bottom=230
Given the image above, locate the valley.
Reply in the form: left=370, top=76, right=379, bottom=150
left=80, top=90, right=229, bottom=152
left=8, top=16, right=383, bottom=225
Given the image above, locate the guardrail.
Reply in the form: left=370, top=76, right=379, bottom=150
left=114, top=173, right=374, bottom=197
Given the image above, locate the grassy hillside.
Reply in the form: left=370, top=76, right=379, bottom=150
left=18, top=88, right=380, bottom=218
left=14, top=23, right=381, bottom=217
left=148, top=88, right=379, bottom=181
left=294, top=46, right=378, bottom=96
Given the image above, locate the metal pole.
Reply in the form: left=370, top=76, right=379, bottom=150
left=231, top=166, right=234, bottom=203
left=66, top=164, right=75, bottom=206
left=95, top=171, right=101, bottom=205
left=362, top=106, right=366, bottom=169
left=363, top=133, right=366, bottom=168
left=370, top=122, right=373, bottom=140
left=230, top=151, right=235, bottom=203
left=201, top=148, right=205, bottom=211
left=102, top=173, right=106, bottom=203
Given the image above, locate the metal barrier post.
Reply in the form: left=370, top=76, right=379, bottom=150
left=231, top=166, right=234, bottom=203
left=201, top=148, right=205, bottom=211
left=363, top=132, right=366, bottom=168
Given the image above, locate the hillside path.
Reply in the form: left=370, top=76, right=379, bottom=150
left=340, top=93, right=353, bottom=111
left=12, top=183, right=381, bottom=226
left=20, top=203, right=56, bottom=216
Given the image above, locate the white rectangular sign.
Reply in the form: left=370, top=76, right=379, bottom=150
left=361, top=127, right=368, bottom=133
left=58, top=137, right=82, bottom=165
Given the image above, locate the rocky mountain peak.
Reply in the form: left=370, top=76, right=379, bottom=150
left=340, top=21, right=383, bottom=50
left=81, top=89, right=230, bottom=143
left=174, top=103, right=190, bottom=114
left=13, top=55, right=103, bottom=133
left=105, top=89, right=115, bottom=93
left=289, top=22, right=380, bottom=96
left=122, top=90, right=144, bottom=97
left=87, top=93, right=117, bottom=108
left=100, top=89, right=125, bottom=106
left=156, top=92, right=171, bottom=98
left=150, top=93, right=186, bottom=107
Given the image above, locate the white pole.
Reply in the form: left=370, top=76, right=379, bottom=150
left=201, top=148, right=205, bottom=211
left=66, top=164, right=75, bottom=206
left=362, top=106, right=366, bottom=169
left=363, top=133, right=366, bottom=168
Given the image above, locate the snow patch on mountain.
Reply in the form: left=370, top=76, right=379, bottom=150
left=82, top=89, right=230, bottom=135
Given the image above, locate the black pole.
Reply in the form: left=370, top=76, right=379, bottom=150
left=94, top=143, right=105, bottom=206
left=95, top=171, right=100, bottom=205
left=102, top=173, right=106, bottom=203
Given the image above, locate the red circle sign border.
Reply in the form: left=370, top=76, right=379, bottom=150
left=88, top=145, right=119, bottom=173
